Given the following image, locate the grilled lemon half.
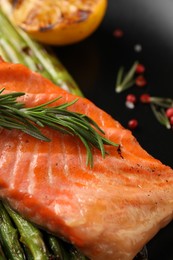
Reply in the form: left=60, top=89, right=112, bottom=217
left=3, top=0, right=107, bottom=45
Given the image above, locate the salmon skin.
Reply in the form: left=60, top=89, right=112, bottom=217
left=0, top=59, right=173, bottom=260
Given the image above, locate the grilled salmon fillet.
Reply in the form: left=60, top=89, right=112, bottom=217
left=0, top=59, right=173, bottom=260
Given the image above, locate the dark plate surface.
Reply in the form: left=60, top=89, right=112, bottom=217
left=55, top=1, right=173, bottom=259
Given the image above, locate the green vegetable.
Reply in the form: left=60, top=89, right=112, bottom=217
left=4, top=203, right=49, bottom=260
left=47, top=234, right=70, bottom=259
left=0, top=202, right=25, bottom=260
left=0, top=9, right=83, bottom=97
left=68, top=246, right=89, bottom=260
left=0, top=243, right=7, bottom=260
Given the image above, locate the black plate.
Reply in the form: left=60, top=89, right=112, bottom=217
left=55, top=1, right=173, bottom=259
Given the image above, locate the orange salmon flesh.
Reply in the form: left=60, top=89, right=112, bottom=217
left=0, top=59, right=173, bottom=260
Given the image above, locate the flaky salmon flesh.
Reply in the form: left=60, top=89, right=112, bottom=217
left=0, top=59, right=173, bottom=260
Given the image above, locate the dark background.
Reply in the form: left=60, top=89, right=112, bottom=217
left=56, top=1, right=173, bottom=259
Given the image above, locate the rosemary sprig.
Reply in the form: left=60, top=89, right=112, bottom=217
left=151, top=104, right=171, bottom=129
left=150, top=96, right=173, bottom=108
left=0, top=89, right=118, bottom=167
left=115, top=61, right=138, bottom=93
left=150, top=96, right=173, bottom=129
left=140, top=94, right=173, bottom=129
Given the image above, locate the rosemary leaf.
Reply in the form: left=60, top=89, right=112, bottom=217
left=150, top=97, right=173, bottom=108
left=121, top=61, right=138, bottom=87
left=115, top=66, right=124, bottom=89
left=115, top=61, right=138, bottom=93
left=151, top=104, right=171, bottom=129
left=0, top=89, right=118, bottom=167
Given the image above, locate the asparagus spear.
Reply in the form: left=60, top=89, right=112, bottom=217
left=0, top=202, right=25, bottom=260
left=0, top=9, right=83, bottom=97
left=47, top=234, right=70, bottom=260
left=68, top=246, right=89, bottom=260
left=47, top=234, right=89, bottom=260
left=3, top=203, right=50, bottom=260
left=0, top=243, right=7, bottom=260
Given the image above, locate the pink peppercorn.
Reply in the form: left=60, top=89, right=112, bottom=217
left=140, top=93, right=151, bottom=103
left=169, top=116, right=173, bottom=125
left=166, top=107, right=173, bottom=118
left=113, top=29, right=124, bottom=38
left=125, top=94, right=137, bottom=109
left=135, top=64, right=145, bottom=74
left=126, top=94, right=137, bottom=103
left=128, top=119, right=138, bottom=129
left=135, top=75, right=147, bottom=87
